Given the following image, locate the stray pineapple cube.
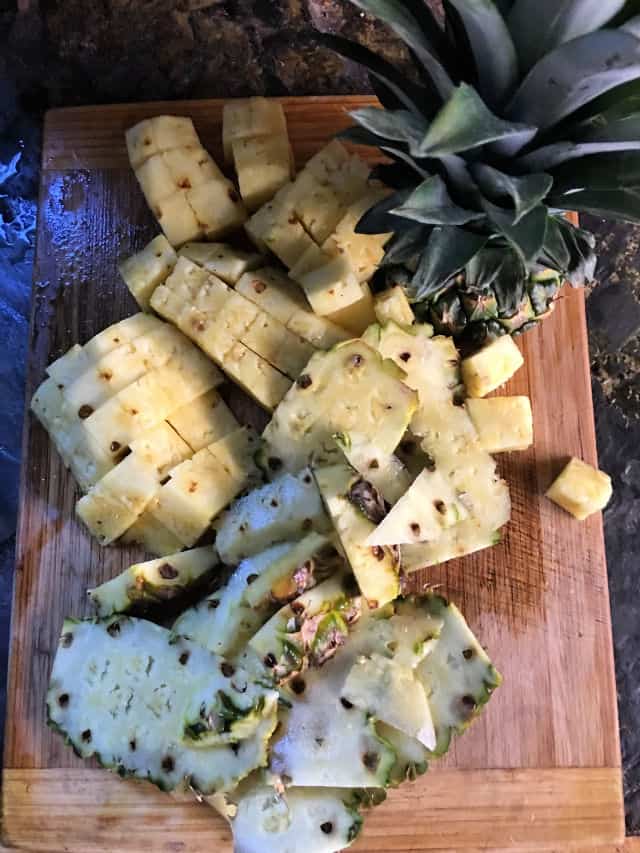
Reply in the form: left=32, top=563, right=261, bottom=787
left=162, top=146, right=224, bottom=189
left=119, top=235, right=178, bottom=310
left=374, top=287, right=415, bottom=327
left=167, top=389, right=238, bottom=452
left=298, top=255, right=364, bottom=316
left=186, top=179, right=247, bottom=238
left=232, top=135, right=292, bottom=211
left=178, top=242, right=262, bottom=284
left=466, top=397, right=533, bottom=453
left=155, top=192, right=202, bottom=246
left=325, top=281, right=377, bottom=334
left=222, top=97, right=287, bottom=163
left=546, top=457, right=612, bottom=521
left=461, top=335, right=524, bottom=397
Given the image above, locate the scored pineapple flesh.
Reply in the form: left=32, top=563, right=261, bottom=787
left=466, top=397, right=533, bottom=453
left=126, top=116, right=200, bottom=169
left=185, top=179, right=248, bottom=239
left=242, top=312, right=315, bottom=379
left=322, top=189, right=392, bottom=283
left=334, top=431, right=412, bottom=505
left=222, top=97, right=288, bottom=163
left=297, top=255, right=365, bottom=317
left=546, top=457, right=612, bottom=521
left=121, top=512, right=185, bottom=557
left=374, top=287, right=415, bottom=327
left=82, top=314, right=163, bottom=361
left=325, top=281, right=377, bottom=335
left=232, top=135, right=293, bottom=212
left=167, top=388, right=239, bottom=452
left=178, top=242, right=262, bottom=285
left=46, top=343, right=91, bottom=389
left=461, top=335, right=524, bottom=398
left=119, top=235, right=178, bottom=310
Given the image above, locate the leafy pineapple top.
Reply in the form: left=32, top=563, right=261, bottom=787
left=319, top=0, right=640, bottom=318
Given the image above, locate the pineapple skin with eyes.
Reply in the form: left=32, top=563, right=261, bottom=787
left=461, top=335, right=524, bottom=397
left=546, top=457, right=612, bottom=521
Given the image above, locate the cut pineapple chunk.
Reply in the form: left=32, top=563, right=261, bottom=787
left=155, top=191, right=202, bottom=246
left=167, top=389, right=238, bottom=452
left=325, top=281, right=377, bottom=335
left=126, top=116, right=200, bottom=168
left=121, top=513, right=184, bottom=557
left=162, top=145, right=224, bottom=188
left=178, top=242, right=262, bottom=284
left=232, top=135, right=292, bottom=211
left=288, top=171, right=347, bottom=245
left=222, top=97, right=288, bottom=163
left=119, top=235, right=178, bottom=310
left=82, top=314, right=163, bottom=360
left=305, top=140, right=370, bottom=206
left=222, top=342, right=292, bottom=411
left=322, top=189, right=391, bottom=282
left=262, top=217, right=317, bottom=269
left=241, top=312, right=314, bottom=378
left=128, top=422, right=192, bottom=479
left=135, top=154, right=177, bottom=205
left=46, top=344, right=91, bottom=390
left=186, top=179, right=247, bottom=239
left=298, top=256, right=364, bottom=316
left=289, top=242, right=332, bottom=281
left=466, top=396, right=533, bottom=453
left=546, top=457, right=612, bottom=521
left=244, top=185, right=294, bottom=254
left=461, top=335, right=524, bottom=397
left=374, top=287, right=415, bottom=327
left=126, top=119, right=160, bottom=169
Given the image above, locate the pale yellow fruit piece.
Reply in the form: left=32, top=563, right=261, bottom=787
left=306, top=142, right=371, bottom=207
left=466, top=397, right=533, bottom=453
left=83, top=314, right=163, bottom=360
left=136, top=154, right=177, bottom=205
left=325, top=281, right=376, bottom=334
left=215, top=290, right=261, bottom=338
left=287, top=309, right=351, bottom=349
left=155, top=192, right=202, bottom=246
left=46, top=344, right=91, bottom=390
left=374, top=287, right=415, bottom=327
left=150, top=116, right=200, bottom=151
left=323, top=189, right=391, bottom=282
left=162, top=146, right=224, bottom=189
left=150, top=256, right=210, bottom=323
left=119, top=235, right=178, bottom=310
left=288, top=171, right=346, bottom=244
left=223, top=341, right=292, bottom=411
left=186, top=180, right=247, bottom=239
left=241, top=311, right=314, bottom=378
left=129, top=422, right=192, bottom=478
left=243, top=185, right=293, bottom=253
left=233, top=135, right=292, bottom=211
left=298, top=255, right=364, bottom=316
left=222, top=98, right=287, bottom=162
left=121, top=513, right=185, bottom=557
left=126, top=119, right=159, bottom=169
left=289, top=243, right=332, bottom=281
left=546, top=457, right=612, bottom=521
left=167, top=389, right=238, bottom=452
left=461, top=335, right=524, bottom=397
left=207, top=426, right=260, bottom=487
left=178, top=242, right=262, bottom=284
left=263, top=218, right=317, bottom=269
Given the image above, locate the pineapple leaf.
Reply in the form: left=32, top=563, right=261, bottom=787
left=555, top=219, right=597, bottom=284
left=540, top=216, right=572, bottom=271
left=610, top=0, right=640, bottom=26
left=549, top=187, right=640, bottom=224
left=390, top=174, right=486, bottom=225
left=471, top=165, right=553, bottom=223
left=380, top=225, right=430, bottom=266
left=493, top=0, right=514, bottom=12
left=622, top=14, right=640, bottom=37
left=519, top=137, right=640, bottom=171
left=349, top=107, right=428, bottom=149
left=338, top=126, right=429, bottom=178
left=481, top=200, right=548, bottom=262
left=507, top=0, right=627, bottom=73
left=418, top=83, right=537, bottom=156
left=356, top=189, right=413, bottom=234
left=550, top=150, right=640, bottom=192
left=506, top=31, right=640, bottom=131
left=347, top=0, right=455, bottom=100
left=445, top=0, right=518, bottom=107
left=409, top=226, right=488, bottom=301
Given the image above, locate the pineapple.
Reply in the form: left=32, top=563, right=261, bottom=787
left=461, top=335, right=524, bottom=397
left=378, top=722, right=429, bottom=785
left=334, top=431, right=412, bottom=504
left=242, top=312, right=315, bottom=378
left=88, top=545, right=219, bottom=617
left=154, top=192, right=202, bottom=246
left=287, top=171, right=348, bottom=245
left=288, top=242, right=332, bottom=280
left=178, top=242, right=262, bottom=285
left=314, top=463, right=400, bottom=607
left=235, top=267, right=350, bottom=349
left=185, top=179, right=247, bottom=239
left=215, top=469, right=329, bottom=564
left=167, top=388, right=239, bottom=452
left=82, top=313, right=163, bottom=360
left=374, top=287, right=415, bottom=327
left=546, top=457, right=612, bottom=520
left=325, top=281, right=377, bottom=335
left=297, top=255, right=365, bottom=317
left=128, top=421, right=192, bottom=477
left=222, top=342, right=292, bottom=411
left=46, top=344, right=91, bottom=389
left=119, top=235, right=178, bottom=310
left=121, top=513, right=184, bottom=557
left=46, top=616, right=277, bottom=794
left=125, top=115, right=200, bottom=168
left=222, top=97, right=288, bottom=163
left=232, top=135, right=293, bottom=211
left=466, top=397, right=533, bottom=452
left=162, top=145, right=224, bottom=187
left=322, top=190, right=392, bottom=283
left=262, top=339, right=418, bottom=473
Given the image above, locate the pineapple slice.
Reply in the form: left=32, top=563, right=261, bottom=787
left=304, top=140, right=370, bottom=206
left=374, top=287, right=415, bottom=327
left=185, top=179, right=247, bottom=239
left=334, top=431, right=412, bottom=504
left=121, top=513, right=184, bottom=557
left=119, top=235, right=178, bottom=310
left=222, top=342, right=292, bottom=411
left=167, top=389, right=238, bottom=452
left=155, top=192, right=202, bottom=246
left=325, top=281, right=377, bottom=334
left=288, top=242, right=332, bottom=280
left=178, top=242, right=262, bottom=284
left=46, top=344, right=92, bottom=390
left=88, top=545, right=219, bottom=617
left=82, top=314, right=163, bottom=360
left=162, top=146, right=224, bottom=187
left=262, top=339, right=417, bottom=472
left=288, top=170, right=348, bottom=244
left=128, top=422, right=192, bottom=478
left=232, top=135, right=292, bottom=211
left=461, top=335, right=524, bottom=397
left=546, top=457, right=612, bottom=520
left=314, top=462, right=400, bottom=607
left=208, top=426, right=261, bottom=487
left=297, top=256, right=364, bottom=317
left=125, top=115, right=200, bottom=168
left=466, top=396, right=533, bottom=452
left=241, top=312, right=314, bottom=378
left=222, top=97, right=288, bottom=163
left=322, top=189, right=392, bottom=283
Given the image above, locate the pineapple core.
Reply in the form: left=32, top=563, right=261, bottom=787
left=546, top=457, right=612, bottom=521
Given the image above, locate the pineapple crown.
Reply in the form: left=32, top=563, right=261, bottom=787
left=318, top=0, right=640, bottom=309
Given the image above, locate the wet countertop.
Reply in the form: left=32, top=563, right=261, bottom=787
left=0, top=0, right=639, bottom=833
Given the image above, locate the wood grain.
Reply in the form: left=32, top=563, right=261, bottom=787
left=2, top=97, right=624, bottom=849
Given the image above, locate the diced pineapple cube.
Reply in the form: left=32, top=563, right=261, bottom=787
left=178, top=242, right=262, bottom=284
left=150, top=256, right=210, bottom=323
left=47, top=344, right=92, bottom=390
left=287, top=308, right=351, bottom=349
left=207, top=426, right=260, bottom=487
left=129, top=422, right=192, bottom=478
left=298, top=255, right=364, bottom=316
left=546, top=457, right=612, bottom=521
left=461, top=335, right=524, bottom=397
left=215, top=290, right=261, bottom=339
left=83, top=314, right=163, bottom=360
left=186, top=179, right=248, bottom=238
left=232, top=135, right=292, bottom=211
left=289, top=243, right=332, bottom=281
left=325, top=281, right=376, bottom=334
left=162, top=146, right=224, bottom=188
left=119, top=235, right=178, bottom=310
left=374, top=287, right=415, bottom=327
left=262, top=218, right=317, bottom=269
left=135, top=154, right=177, bottom=205
left=150, top=116, right=200, bottom=152
left=323, top=190, right=391, bottom=282
left=288, top=171, right=346, bottom=244
left=222, top=98, right=287, bottom=163
left=167, top=389, right=238, bottom=452
left=121, top=513, right=184, bottom=557
left=466, top=397, right=533, bottom=453
left=155, top=192, right=202, bottom=246
left=222, top=341, right=291, bottom=411
left=126, top=119, right=159, bottom=169
left=241, top=311, right=315, bottom=378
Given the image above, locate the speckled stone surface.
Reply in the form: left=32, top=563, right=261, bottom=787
left=0, top=0, right=639, bottom=834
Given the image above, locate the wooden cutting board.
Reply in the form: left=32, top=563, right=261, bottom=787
left=1, top=97, right=625, bottom=852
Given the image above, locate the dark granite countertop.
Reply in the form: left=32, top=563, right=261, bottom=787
left=0, top=0, right=639, bottom=835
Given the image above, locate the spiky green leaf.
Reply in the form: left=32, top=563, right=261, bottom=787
left=556, top=219, right=597, bottom=284
left=506, top=31, right=640, bottom=131
left=539, top=216, right=572, bottom=270
left=418, top=83, right=537, bottom=156
left=391, top=174, right=486, bottom=225
left=445, top=0, right=518, bottom=106
left=350, top=107, right=428, bottom=150
left=356, top=189, right=413, bottom=234
left=472, top=164, right=553, bottom=222
left=520, top=138, right=640, bottom=171
left=380, top=226, right=430, bottom=267
left=549, top=188, right=640, bottom=223
left=408, top=226, right=488, bottom=301
left=550, top=150, right=640, bottom=191
left=481, top=200, right=548, bottom=261
left=507, top=0, right=626, bottom=72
